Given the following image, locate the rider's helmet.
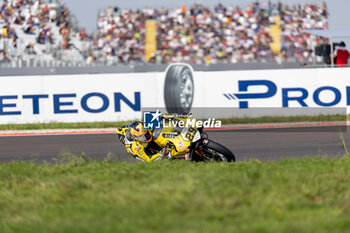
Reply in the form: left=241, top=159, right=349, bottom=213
left=129, top=121, right=152, bottom=143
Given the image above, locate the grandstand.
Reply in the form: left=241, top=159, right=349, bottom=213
left=0, top=0, right=333, bottom=69
left=0, top=0, right=82, bottom=67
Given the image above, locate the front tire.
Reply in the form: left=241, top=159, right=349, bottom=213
left=203, top=140, right=236, bottom=162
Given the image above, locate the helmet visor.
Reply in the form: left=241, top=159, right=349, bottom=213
left=134, top=130, right=152, bottom=142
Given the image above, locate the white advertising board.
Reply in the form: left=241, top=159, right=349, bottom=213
left=0, top=66, right=349, bottom=124
left=191, top=67, right=350, bottom=118
left=0, top=73, right=165, bottom=124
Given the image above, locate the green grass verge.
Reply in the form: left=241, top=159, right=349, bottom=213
left=0, top=114, right=347, bottom=131
left=0, top=121, right=134, bottom=131
left=1, top=157, right=350, bottom=233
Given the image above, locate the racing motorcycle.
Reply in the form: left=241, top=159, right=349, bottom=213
left=117, top=114, right=236, bottom=162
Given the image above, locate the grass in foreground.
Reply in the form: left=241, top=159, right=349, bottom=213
left=1, top=156, right=350, bottom=233
left=0, top=114, right=347, bottom=131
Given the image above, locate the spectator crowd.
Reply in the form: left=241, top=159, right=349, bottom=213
left=1, top=0, right=329, bottom=65
left=0, top=0, right=73, bottom=63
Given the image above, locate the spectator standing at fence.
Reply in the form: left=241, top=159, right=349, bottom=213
left=0, top=50, right=10, bottom=63
left=335, top=41, right=349, bottom=67
left=25, top=42, right=36, bottom=55
left=11, top=33, right=17, bottom=57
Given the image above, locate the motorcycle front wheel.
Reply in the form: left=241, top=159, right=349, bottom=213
left=199, top=140, right=236, bottom=162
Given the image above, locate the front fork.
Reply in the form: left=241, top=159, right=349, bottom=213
left=188, top=131, right=209, bottom=161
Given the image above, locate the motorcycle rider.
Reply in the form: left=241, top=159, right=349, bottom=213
left=116, top=114, right=236, bottom=162
left=117, top=121, right=166, bottom=162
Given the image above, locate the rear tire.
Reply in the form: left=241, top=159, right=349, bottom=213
left=204, top=140, right=236, bottom=162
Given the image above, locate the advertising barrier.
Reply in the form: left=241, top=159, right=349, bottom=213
left=190, top=67, right=350, bottom=118
left=0, top=73, right=165, bottom=124
left=193, top=68, right=350, bottom=109
left=0, top=65, right=349, bottom=124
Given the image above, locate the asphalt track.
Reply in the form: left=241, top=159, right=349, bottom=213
left=0, top=125, right=349, bottom=163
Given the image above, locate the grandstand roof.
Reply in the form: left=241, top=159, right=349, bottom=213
left=304, top=29, right=350, bottom=38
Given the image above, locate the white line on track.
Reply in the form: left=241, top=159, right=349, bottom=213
left=0, top=121, right=347, bottom=137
